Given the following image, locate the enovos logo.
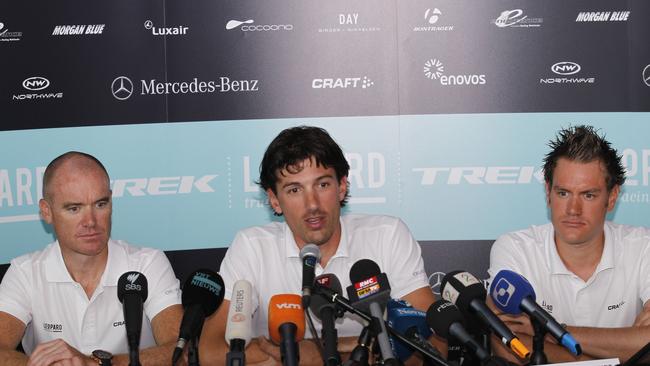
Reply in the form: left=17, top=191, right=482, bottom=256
left=540, top=61, right=595, bottom=85
left=144, top=20, right=188, bottom=35
left=23, top=77, right=50, bottom=91
left=226, top=19, right=293, bottom=32
left=551, top=62, right=581, bottom=75
left=414, top=8, right=454, bottom=32
left=493, top=9, right=543, bottom=28
left=423, top=58, right=486, bottom=86
left=312, top=76, right=374, bottom=89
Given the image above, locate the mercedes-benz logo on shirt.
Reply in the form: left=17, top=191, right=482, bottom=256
left=111, top=76, right=133, bottom=100
left=643, top=64, right=650, bottom=87
left=428, top=271, right=445, bottom=295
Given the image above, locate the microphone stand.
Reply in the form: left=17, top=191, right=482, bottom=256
left=344, top=325, right=371, bottom=366
left=320, top=304, right=342, bottom=366
left=528, top=319, right=548, bottom=366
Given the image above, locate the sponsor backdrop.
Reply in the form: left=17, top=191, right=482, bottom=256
left=1, top=0, right=650, bottom=285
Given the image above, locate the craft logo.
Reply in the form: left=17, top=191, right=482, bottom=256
left=493, top=9, right=543, bottom=28
left=226, top=19, right=293, bottom=32
left=12, top=77, right=64, bottom=101
left=318, top=13, right=380, bottom=33
left=423, top=59, right=486, bottom=86
left=413, top=8, right=454, bottom=32
left=144, top=20, right=188, bottom=36
left=311, top=76, right=374, bottom=89
left=540, top=61, right=595, bottom=85
left=52, top=24, right=105, bottom=36
left=111, top=75, right=259, bottom=100
left=0, top=21, right=22, bottom=41
left=575, top=11, right=630, bottom=22
left=643, top=64, right=650, bottom=87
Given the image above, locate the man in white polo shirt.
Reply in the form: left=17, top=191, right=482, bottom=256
left=199, top=126, right=439, bottom=365
left=0, top=152, right=183, bottom=365
left=489, top=125, right=650, bottom=362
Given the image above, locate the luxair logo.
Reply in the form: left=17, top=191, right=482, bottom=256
left=540, top=61, right=595, bottom=85
left=276, top=303, right=301, bottom=310
left=144, top=20, right=188, bottom=35
left=423, top=59, right=486, bottom=86
left=412, top=166, right=543, bottom=185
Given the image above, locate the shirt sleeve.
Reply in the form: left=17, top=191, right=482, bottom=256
left=0, top=260, right=33, bottom=325
left=488, top=233, right=527, bottom=286
left=219, top=230, right=260, bottom=312
left=142, top=250, right=182, bottom=320
left=384, top=218, right=429, bottom=300
left=639, top=232, right=650, bottom=305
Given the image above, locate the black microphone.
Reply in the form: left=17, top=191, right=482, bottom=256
left=225, top=279, right=253, bottom=366
left=117, top=271, right=148, bottom=366
left=172, top=269, right=225, bottom=366
left=347, top=259, right=397, bottom=366
left=310, top=273, right=344, bottom=366
left=300, top=244, right=320, bottom=308
left=441, top=271, right=530, bottom=359
left=426, top=300, right=490, bottom=362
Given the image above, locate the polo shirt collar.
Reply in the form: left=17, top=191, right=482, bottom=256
left=45, top=239, right=126, bottom=286
left=282, top=218, right=350, bottom=260
left=546, top=223, right=615, bottom=275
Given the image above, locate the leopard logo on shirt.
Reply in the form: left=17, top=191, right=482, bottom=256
left=43, top=322, right=63, bottom=333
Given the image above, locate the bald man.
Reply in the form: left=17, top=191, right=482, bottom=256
left=0, top=152, right=183, bottom=366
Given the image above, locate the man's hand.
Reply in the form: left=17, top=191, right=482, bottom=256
left=633, top=301, right=650, bottom=327
left=26, top=339, right=92, bottom=366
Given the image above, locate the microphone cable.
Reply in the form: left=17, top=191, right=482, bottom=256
left=304, top=303, right=326, bottom=362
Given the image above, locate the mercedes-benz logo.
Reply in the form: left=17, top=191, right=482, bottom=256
left=428, top=271, right=446, bottom=296
left=111, top=76, right=133, bottom=100
left=643, top=64, right=650, bottom=87
left=144, top=20, right=153, bottom=29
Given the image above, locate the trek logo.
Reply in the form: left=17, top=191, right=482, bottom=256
left=144, top=20, right=188, bottom=35
left=492, top=278, right=515, bottom=307
left=607, top=301, right=625, bottom=311
left=111, top=175, right=217, bottom=197
left=276, top=303, right=301, bottom=310
left=22, top=77, right=50, bottom=91
left=412, top=166, right=543, bottom=185
left=43, top=322, right=63, bottom=332
left=576, top=11, right=630, bottom=22
left=552, top=62, right=581, bottom=75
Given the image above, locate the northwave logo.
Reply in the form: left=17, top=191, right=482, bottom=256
left=551, top=62, right=581, bottom=75
left=23, top=77, right=50, bottom=91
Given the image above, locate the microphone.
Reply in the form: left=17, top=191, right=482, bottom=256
left=172, top=269, right=225, bottom=365
left=117, top=271, right=148, bottom=366
left=300, top=244, right=320, bottom=308
left=386, top=299, right=438, bottom=363
left=441, top=270, right=530, bottom=359
left=426, top=300, right=491, bottom=362
left=490, top=270, right=582, bottom=356
left=269, top=294, right=305, bottom=366
left=310, top=274, right=344, bottom=366
left=347, top=259, right=397, bottom=366
left=226, top=280, right=253, bottom=366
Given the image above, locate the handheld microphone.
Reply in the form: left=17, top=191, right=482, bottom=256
left=426, top=300, right=490, bottom=362
left=441, top=271, right=530, bottom=359
left=311, top=274, right=343, bottom=366
left=386, top=299, right=437, bottom=363
left=172, top=269, right=225, bottom=365
left=347, top=259, right=397, bottom=366
left=226, top=280, right=253, bottom=366
left=300, top=244, right=320, bottom=308
left=490, top=270, right=582, bottom=356
left=117, top=271, right=148, bottom=366
left=269, top=294, right=305, bottom=366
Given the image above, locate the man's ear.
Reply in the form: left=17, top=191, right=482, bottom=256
left=338, top=176, right=348, bottom=202
left=545, top=182, right=551, bottom=206
left=607, top=184, right=620, bottom=212
left=267, top=188, right=282, bottom=215
left=39, top=198, right=53, bottom=224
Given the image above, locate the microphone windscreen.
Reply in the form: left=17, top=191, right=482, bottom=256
left=489, top=270, right=536, bottom=315
left=426, top=300, right=465, bottom=339
left=349, top=259, right=381, bottom=283
left=225, top=279, right=253, bottom=346
left=117, top=271, right=148, bottom=303
left=181, top=269, right=225, bottom=317
left=387, top=299, right=433, bottom=361
left=299, top=244, right=320, bottom=261
left=440, top=271, right=485, bottom=313
left=309, top=273, right=342, bottom=319
left=268, top=294, right=305, bottom=344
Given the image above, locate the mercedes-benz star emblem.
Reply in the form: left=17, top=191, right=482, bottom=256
left=428, top=271, right=445, bottom=296
left=111, top=76, right=133, bottom=100
left=643, top=64, right=650, bottom=87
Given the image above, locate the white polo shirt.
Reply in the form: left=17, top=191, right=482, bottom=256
left=488, top=222, right=650, bottom=327
left=219, top=214, right=430, bottom=338
left=0, top=239, right=182, bottom=355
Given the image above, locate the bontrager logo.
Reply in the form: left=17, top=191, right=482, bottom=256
left=226, top=19, right=293, bottom=32
left=312, top=76, right=374, bottom=89
left=111, top=76, right=133, bottom=100
left=414, top=8, right=454, bottom=32
left=423, top=58, right=486, bottom=86
left=575, top=11, right=630, bottom=22
left=425, top=8, right=441, bottom=24
left=52, top=24, right=105, bottom=35
left=144, top=20, right=188, bottom=35
left=493, top=9, right=542, bottom=28
left=23, top=77, right=50, bottom=91
left=551, top=62, right=581, bottom=75
left=127, top=273, right=140, bottom=284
